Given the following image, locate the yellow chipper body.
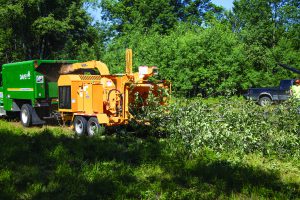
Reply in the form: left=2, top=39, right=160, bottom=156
left=58, top=49, right=169, bottom=136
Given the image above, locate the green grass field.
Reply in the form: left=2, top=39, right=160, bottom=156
left=0, top=98, right=299, bottom=199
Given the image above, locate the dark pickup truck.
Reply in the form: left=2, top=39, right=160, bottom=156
left=244, top=79, right=294, bottom=106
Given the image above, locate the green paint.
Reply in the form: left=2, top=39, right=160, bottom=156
left=1, top=60, right=78, bottom=111
left=48, top=82, right=58, bottom=98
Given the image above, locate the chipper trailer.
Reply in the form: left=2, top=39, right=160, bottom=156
left=0, top=49, right=169, bottom=135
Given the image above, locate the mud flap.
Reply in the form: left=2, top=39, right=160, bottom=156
left=30, top=106, right=46, bottom=125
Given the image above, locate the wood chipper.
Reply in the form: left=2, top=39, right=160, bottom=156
left=57, top=49, right=169, bottom=135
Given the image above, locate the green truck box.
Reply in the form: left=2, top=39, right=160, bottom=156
left=0, top=60, right=78, bottom=125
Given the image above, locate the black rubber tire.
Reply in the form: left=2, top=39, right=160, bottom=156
left=73, top=116, right=88, bottom=136
left=87, top=117, right=104, bottom=136
left=20, top=104, right=33, bottom=127
left=259, top=96, right=272, bottom=107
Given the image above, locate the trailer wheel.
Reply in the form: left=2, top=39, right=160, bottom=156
left=87, top=117, right=104, bottom=136
left=20, top=104, right=32, bottom=127
left=259, top=96, right=272, bottom=107
left=74, top=116, right=87, bottom=136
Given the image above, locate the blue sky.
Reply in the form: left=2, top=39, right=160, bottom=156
left=211, top=0, right=234, bottom=10
left=89, top=0, right=235, bottom=22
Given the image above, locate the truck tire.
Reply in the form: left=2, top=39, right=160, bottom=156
left=20, top=104, right=33, bottom=127
left=259, top=96, right=272, bottom=106
left=74, top=116, right=87, bottom=136
left=87, top=117, right=104, bottom=136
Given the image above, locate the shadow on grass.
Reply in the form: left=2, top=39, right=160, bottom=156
left=165, top=157, right=299, bottom=199
left=0, top=128, right=298, bottom=199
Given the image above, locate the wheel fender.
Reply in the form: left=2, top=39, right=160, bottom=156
left=30, top=106, right=45, bottom=125
left=96, top=114, right=109, bottom=124
left=259, top=93, right=272, bottom=100
left=12, top=102, right=21, bottom=111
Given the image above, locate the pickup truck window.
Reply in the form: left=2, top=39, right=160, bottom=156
left=280, top=80, right=293, bottom=90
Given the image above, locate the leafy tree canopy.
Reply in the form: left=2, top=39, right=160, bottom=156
left=0, top=0, right=299, bottom=96
left=100, top=0, right=223, bottom=34
left=0, top=0, right=101, bottom=64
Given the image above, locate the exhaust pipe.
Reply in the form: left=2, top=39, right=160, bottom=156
left=126, top=49, right=133, bottom=75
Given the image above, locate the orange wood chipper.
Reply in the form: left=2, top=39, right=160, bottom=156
left=57, top=49, right=170, bottom=136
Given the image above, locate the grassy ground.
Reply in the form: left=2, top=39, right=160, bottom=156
left=0, top=120, right=299, bottom=199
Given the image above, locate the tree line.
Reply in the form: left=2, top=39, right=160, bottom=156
left=0, top=0, right=299, bottom=96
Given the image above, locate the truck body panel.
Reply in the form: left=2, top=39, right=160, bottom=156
left=1, top=60, right=78, bottom=111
